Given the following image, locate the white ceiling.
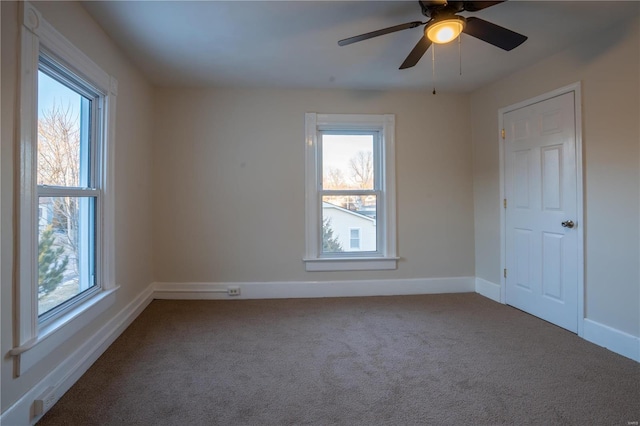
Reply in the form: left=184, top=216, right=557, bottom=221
left=81, top=1, right=639, bottom=93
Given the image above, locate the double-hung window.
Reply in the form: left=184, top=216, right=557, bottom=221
left=12, top=2, right=117, bottom=375
left=37, top=54, right=101, bottom=320
left=304, top=113, right=397, bottom=271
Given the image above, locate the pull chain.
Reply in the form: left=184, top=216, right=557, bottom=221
left=459, top=34, right=462, bottom=76
left=432, top=44, right=436, bottom=95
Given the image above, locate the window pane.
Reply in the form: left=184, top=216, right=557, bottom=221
left=38, top=196, right=96, bottom=316
left=37, top=70, right=92, bottom=188
left=322, top=134, right=374, bottom=190
left=322, top=195, right=376, bottom=253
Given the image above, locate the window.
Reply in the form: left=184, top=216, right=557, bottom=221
left=11, top=2, right=117, bottom=375
left=304, top=113, right=397, bottom=271
left=37, top=55, right=100, bottom=320
left=349, top=228, right=361, bottom=250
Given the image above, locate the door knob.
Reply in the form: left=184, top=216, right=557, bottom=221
left=561, top=220, right=575, bottom=229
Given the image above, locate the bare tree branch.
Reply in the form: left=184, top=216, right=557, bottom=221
left=348, top=151, right=373, bottom=189
left=38, top=101, right=81, bottom=274
left=323, top=167, right=348, bottom=190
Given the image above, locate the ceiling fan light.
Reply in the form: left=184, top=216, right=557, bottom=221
left=426, top=18, right=465, bottom=44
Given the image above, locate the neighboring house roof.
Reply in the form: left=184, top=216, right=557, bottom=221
left=322, top=202, right=375, bottom=223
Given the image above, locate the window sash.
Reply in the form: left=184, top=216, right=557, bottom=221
left=316, top=129, right=383, bottom=258
left=318, top=130, right=381, bottom=192
left=38, top=186, right=100, bottom=197
left=319, top=193, right=380, bottom=257
left=37, top=194, right=99, bottom=321
left=39, top=52, right=102, bottom=190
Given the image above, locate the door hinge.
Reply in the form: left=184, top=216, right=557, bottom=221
left=503, top=198, right=507, bottom=209
left=504, top=268, right=507, bottom=278
left=501, top=128, right=506, bottom=140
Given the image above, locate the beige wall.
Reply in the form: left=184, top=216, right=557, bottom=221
left=471, top=14, right=640, bottom=336
left=153, top=88, right=475, bottom=283
left=1, top=1, right=155, bottom=412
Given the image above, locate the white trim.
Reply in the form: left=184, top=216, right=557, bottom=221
left=14, top=1, right=118, bottom=357
left=24, top=2, right=111, bottom=91
left=498, top=104, right=507, bottom=305
left=583, top=319, right=640, bottom=362
left=573, top=85, right=585, bottom=337
left=300, top=257, right=400, bottom=271
left=102, top=78, right=117, bottom=290
left=381, top=113, right=397, bottom=258
left=11, top=287, right=119, bottom=375
left=498, top=82, right=585, bottom=335
left=475, top=277, right=501, bottom=303
left=304, top=113, right=397, bottom=271
left=0, top=2, right=2, bottom=407
left=0, top=283, right=154, bottom=425
left=17, top=2, right=41, bottom=348
left=316, top=113, right=392, bottom=128
left=153, top=277, right=475, bottom=300
left=304, top=113, right=319, bottom=258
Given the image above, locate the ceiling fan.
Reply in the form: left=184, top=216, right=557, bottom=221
left=338, top=1, right=528, bottom=70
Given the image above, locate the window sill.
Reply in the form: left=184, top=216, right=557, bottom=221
left=303, top=257, right=399, bottom=272
left=10, top=286, right=119, bottom=376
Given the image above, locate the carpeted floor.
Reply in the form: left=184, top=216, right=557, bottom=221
left=39, top=293, right=639, bottom=425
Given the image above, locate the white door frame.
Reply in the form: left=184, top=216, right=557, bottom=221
left=498, top=82, right=585, bottom=337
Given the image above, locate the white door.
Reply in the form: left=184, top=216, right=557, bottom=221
left=504, top=91, right=579, bottom=332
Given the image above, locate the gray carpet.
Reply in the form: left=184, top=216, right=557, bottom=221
left=39, top=293, right=639, bottom=425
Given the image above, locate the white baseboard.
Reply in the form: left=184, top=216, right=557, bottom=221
left=475, top=277, right=501, bottom=303
left=473, top=279, right=639, bottom=362
left=1, top=283, right=154, bottom=426
left=583, top=318, right=640, bottom=362
left=153, top=276, right=476, bottom=300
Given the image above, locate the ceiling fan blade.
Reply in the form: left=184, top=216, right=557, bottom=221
left=399, top=35, right=432, bottom=69
left=338, top=21, right=425, bottom=46
left=463, top=17, right=527, bottom=51
left=462, top=1, right=505, bottom=12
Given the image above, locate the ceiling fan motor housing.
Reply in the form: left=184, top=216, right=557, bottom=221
left=419, top=1, right=467, bottom=19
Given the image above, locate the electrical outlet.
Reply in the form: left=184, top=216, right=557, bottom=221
left=34, top=386, right=57, bottom=416
left=227, top=286, right=241, bottom=296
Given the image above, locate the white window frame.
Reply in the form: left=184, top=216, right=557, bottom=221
left=10, top=2, right=118, bottom=376
left=304, top=113, right=397, bottom=271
